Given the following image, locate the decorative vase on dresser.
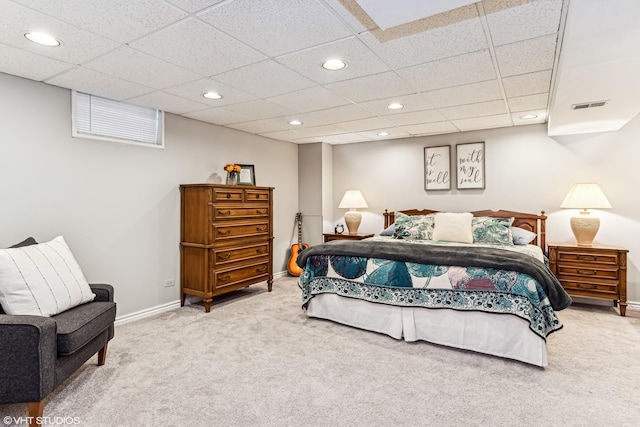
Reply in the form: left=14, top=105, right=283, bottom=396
left=180, top=184, right=274, bottom=312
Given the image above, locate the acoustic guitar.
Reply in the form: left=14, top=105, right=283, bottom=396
left=287, top=212, right=309, bottom=276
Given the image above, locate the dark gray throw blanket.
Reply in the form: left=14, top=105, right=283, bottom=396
left=297, top=239, right=572, bottom=311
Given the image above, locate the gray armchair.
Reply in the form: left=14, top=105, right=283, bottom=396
left=0, top=283, right=116, bottom=424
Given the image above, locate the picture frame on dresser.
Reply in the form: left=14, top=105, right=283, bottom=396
left=424, top=145, right=451, bottom=190
left=238, top=164, right=255, bottom=185
left=456, top=142, right=485, bottom=189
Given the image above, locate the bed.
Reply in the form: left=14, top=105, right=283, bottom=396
left=296, top=209, right=571, bottom=367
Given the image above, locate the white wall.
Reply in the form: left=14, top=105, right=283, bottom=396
left=330, top=119, right=640, bottom=303
left=0, top=73, right=298, bottom=317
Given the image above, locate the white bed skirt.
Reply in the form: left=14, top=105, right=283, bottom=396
left=306, top=293, right=547, bottom=367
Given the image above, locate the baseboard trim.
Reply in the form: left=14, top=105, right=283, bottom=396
left=115, top=300, right=181, bottom=326
left=116, top=273, right=292, bottom=325
left=628, top=300, right=640, bottom=309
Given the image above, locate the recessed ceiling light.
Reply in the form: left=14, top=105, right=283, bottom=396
left=387, top=102, right=404, bottom=110
left=322, top=59, right=347, bottom=71
left=203, top=92, right=222, bottom=99
left=289, top=120, right=303, bottom=126
left=377, top=131, right=389, bottom=136
left=519, top=114, right=538, bottom=120
left=24, top=32, right=60, bottom=47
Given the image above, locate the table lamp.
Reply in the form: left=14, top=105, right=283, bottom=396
left=560, top=183, right=611, bottom=246
left=338, top=190, right=368, bottom=235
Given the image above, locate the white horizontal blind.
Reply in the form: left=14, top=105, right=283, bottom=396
left=73, top=91, right=164, bottom=147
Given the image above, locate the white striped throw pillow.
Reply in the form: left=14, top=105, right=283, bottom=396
left=0, top=236, right=95, bottom=316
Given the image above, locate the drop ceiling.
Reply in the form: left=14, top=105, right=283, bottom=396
left=0, top=0, right=637, bottom=144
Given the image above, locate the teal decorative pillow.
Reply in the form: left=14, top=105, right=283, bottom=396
left=472, top=217, right=514, bottom=245
left=394, top=212, right=435, bottom=240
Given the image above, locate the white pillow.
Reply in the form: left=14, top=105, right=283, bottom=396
left=432, top=212, right=474, bottom=244
left=0, top=236, right=95, bottom=316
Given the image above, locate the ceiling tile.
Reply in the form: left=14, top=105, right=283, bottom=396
left=260, top=114, right=326, bottom=129
left=225, top=120, right=288, bottom=134
left=130, top=18, right=266, bottom=77
left=400, top=121, right=459, bottom=136
left=84, top=46, right=202, bottom=89
left=321, top=0, right=378, bottom=32
left=484, top=0, right=563, bottom=46
left=276, top=37, right=389, bottom=85
left=213, top=60, right=316, bottom=99
left=358, top=93, right=435, bottom=115
left=359, top=7, right=486, bottom=69
left=324, top=71, right=414, bottom=103
left=335, top=117, right=396, bottom=132
left=397, top=50, right=496, bottom=93
left=183, top=107, right=251, bottom=125
left=259, top=129, right=307, bottom=141
left=267, top=86, right=349, bottom=113
left=438, top=99, right=507, bottom=120
left=495, top=34, right=558, bottom=77
left=502, top=69, right=552, bottom=97
left=12, top=0, right=188, bottom=43
left=46, top=67, right=154, bottom=100
left=385, top=109, right=447, bottom=126
left=0, top=43, right=73, bottom=81
left=451, top=113, right=512, bottom=130
left=307, top=104, right=374, bottom=123
left=198, top=0, right=353, bottom=56
left=223, top=99, right=298, bottom=121
left=507, top=93, right=549, bottom=112
left=317, top=133, right=372, bottom=144
left=0, top=1, right=120, bottom=64
left=422, top=80, right=503, bottom=108
left=164, top=0, right=226, bottom=13
left=128, top=91, right=209, bottom=115
left=163, top=78, right=257, bottom=107
left=275, top=124, right=349, bottom=138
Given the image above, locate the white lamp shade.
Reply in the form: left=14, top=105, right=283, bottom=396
left=338, top=190, right=368, bottom=209
left=560, top=183, right=612, bottom=209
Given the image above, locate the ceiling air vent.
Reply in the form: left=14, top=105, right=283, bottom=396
left=571, top=100, right=609, bottom=110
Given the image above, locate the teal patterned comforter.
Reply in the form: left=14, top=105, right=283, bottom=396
left=298, top=240, right=564, bottom=338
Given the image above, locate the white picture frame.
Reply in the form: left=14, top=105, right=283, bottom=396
left=456, top=142, right=485, bottom=189
left=424, top=145, right=451, bottom=190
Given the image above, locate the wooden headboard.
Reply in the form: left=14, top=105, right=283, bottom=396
left=383, top=209, right=547, bottom=249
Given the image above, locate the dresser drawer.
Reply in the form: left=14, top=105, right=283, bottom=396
left=556, top=265, right=619, bottom=280
left=213, top=221, right=269, bottom=240
left=245, top=188, right=270, bottom=202
left=559, top=280, right=618, bottom=297
left=213, top=243, right=269, bottom=265
left=212, top=205, right=269, bottom=220
left=556, top=250, right=618, bottom=266
left=214, top=261, right=269, bottom=290
left=213, top=188, right=244, bottom=202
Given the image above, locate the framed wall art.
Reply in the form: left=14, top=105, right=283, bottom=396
left=238, top=164, right=256, bottom=185
left=424, top=145, right=451, bottom=190
left=456, top=142, right=485, bottom=189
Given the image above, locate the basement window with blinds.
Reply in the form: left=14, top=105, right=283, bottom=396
left=72, top=91, right=164, bottom=148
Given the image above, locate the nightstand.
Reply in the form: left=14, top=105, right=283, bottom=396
left=547, top=243, right=628, bottom=316
left=323, top=233, right=374, bottom=242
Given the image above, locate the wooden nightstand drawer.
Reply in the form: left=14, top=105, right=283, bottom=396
left=547, top=243, right=628, bottom=316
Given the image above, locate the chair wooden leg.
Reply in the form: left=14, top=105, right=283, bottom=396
left=97, top=343, right=108, bottom=366
left=28, top=401, right=44, bottom=426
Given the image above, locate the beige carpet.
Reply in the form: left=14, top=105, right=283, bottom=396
left=2, top=276, right=639, bottom=426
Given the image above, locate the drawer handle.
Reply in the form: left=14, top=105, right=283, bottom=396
left=256, top=226, right=267, bottom=232
left=577, top=255, right=596, bottom=261
left=218, top=210, right=231, bottom=216
left=219, top=275, right=231, bottom=282
left=226, top=193, right=231, bottom=198
left=257, top=266, right=267, bottom=273
left=257, top=209, right=267, bottom=214
left=217, top=253, right=231, bottom=260
left=255, top=194, right=261, bottom=199
left=218, top=229, right=231, bottom=236
left=577, top=269, right=597, bottom=275
left=577, top=283, right=596, bottom=290
left=256, top=247, right=267, bottom=254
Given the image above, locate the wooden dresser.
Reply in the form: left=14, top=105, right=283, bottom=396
left=180, top=184, right=274, bottom=312
left=547, top=243, right=628, bottom=316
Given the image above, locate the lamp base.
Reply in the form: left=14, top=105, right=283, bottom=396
left=570, top=212, right=600, bottom=246
left=344, top=211, right=362, bottom=235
